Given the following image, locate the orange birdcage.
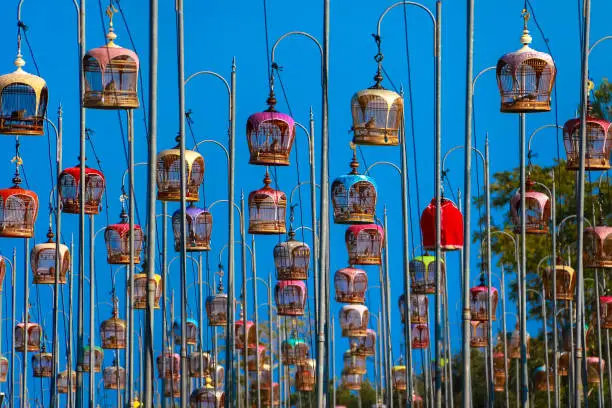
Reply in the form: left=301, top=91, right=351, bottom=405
left=15, top=321, right=42, bottom=352
left=100, top=298, right=126, bottom=349
left=334, top=267, right=367, bottom=304
left=296, top=359, right=316, bottom=392
left=103, top=363, right=126, bottom=390
left=58, top=165, right=105, bottom=214
left=104, top=209, right=143, bottom=264
left=340, top=305, right=369, bottom=337
left=248, top=172, right=287, bottom=235
left=30, top=229, right=70, bottom=284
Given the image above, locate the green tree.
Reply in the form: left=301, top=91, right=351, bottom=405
left=592, top=78, right=612, bottom=120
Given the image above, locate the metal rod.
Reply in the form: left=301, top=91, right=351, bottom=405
left=500, top=266, right=509, bottom=408
left=21, top=238, right=29, bottom=408
left=268, top=274, right=273, bottom=407
left=518, top=113, right=529, bottom=407
left=240, top=193, right=249, bottom=408
left=331, top=316, right=336, bottom=407
left=443, top=255, right=454, bottom=408
left=483, top=135, right=494, bottom=408
left=127, top=109, right=136, bottom=405
left=252, top=237, right=261, bottom=408
left=594, top=269, right=604, bottom=408
left=199, top=254, right=204, bottom=387
left=10, top=247, right=16, bottom=408
left=88, top=214, right=95, bottom=407
left=161, top=203, right=168, bottom=408
left=550, top=169, right=559, bottom=408
left=382, top=209, right=391, bottom=407
left=69, top=237, right=74, bottom=408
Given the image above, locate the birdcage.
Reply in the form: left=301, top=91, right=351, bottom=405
left=412, top=395, right=424, bottom=408
left=470, top=278, right=499, bottom=322
left=172, top=205, right=212, bottom=252
left=0, top=179, right=39, bottom=238
left=248, top=172, right=287, bottom=234
left=0, top=355, right=7, bottom=382
left=534, top=365, right=554, bottom=392
left=15, top=321, right=42, bottom=352
left=331, top=152, right=377, bottom=224
left=399, top=294, right=428, bottom=325
left=600, top=296, right=612, bottom=329
left=345, top=224, right=384, bottom=265
left=157, top=348, right=181, bottom=379
left=261, top=383, right=280, bottom=407
left=58, top=165, right=106, bottom=214
left=543, top=262, right=576, bottom=301
left=495, top=11, right=556, bottom=113
left=562, top=323, right=593, bottom=352
left=164, top=377, right=181, bottom=398
left=351, top=329, right=376, bottom=357
left=351, top=84, right=403, bottom=146
left=32, top=347, right=52, bottom=377
left=509, top=325, right=530, bottom=359
left=81, top=345, right=104, bottom=373
left=104, top=210, right=143, bottom=264
left=340, top=304, right=370, bottom=337
left=334, top=267, right=368, bottom=304
left=247, top=345, right=266, bottom=372
left=470, top=321, right=489, bottom=348
left=246, top=95, right=296, bottom=166
left=132, top=273, right=162, bottom=309
left=100, top=303, right=127, bottom=349
left=103, top=364, right=126, bottom=390
left=173, top=319, right=198, bottom=345
left=493, top=351, right=507, bottom=392
left=248, top=363, right=272, bottom=390
left=587, top=357, right=605, bottom=384
left=563, top=110, right=612, bottom=171
left=206, top=293, right=228, bottom=326
left=558, top=352, right=569, bottom=376
left=296, top=359, right=316, bottom=392
left=584, top=226, right=612, bottom=268
left=510, top=182, right=551, bottom=234
left=30, top=230, right=70, bottom=284
left=341, top=370, right=363, bottom=391
left=156, top=139, right=204, bottom=202
left=420, top=198, right=464, bottom=251
left=343, top=349, right=367, bottom=375
left=409, top=255, right=445, bottom=295
left=281, top=337, right=310, bottom=366
left=57, top=370, right=77, bottom=394
left=273, top=231, right=310, bottom=280
left=0, top=54, right=48, bottom=135
left=190, top=377, right=225, bottom=407
left=213, top=365, right=225, bottom=391
left=275, top=280, right=307, bottom=316
left=0, top=257, right=6, bottom=292
left=411, top=323, right=430, bottom=349
left=392, top=363, right=406, bottom=391
left=189, top=350, right=214, bottom=378
left=235, top=318, right=257, bottom=350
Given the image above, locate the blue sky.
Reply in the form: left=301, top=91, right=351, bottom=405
left=1, top=0, right=612, bottom=404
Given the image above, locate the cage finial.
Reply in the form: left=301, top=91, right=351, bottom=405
left=11, top=138, right=23, bottom=186
left=372, top=34, right=384, bottom=89
left=262, top=170, right=272, bottom=188
left=46, top=227, right=55, bottom=243
left=349, top=142, right=360, bottom=174
left=288, top=205, right=297, bottom=239
left=520, top=9, right=532, bottom=46
left=216, top=264, right=224, bottom=293
left=105, top=4, right=119, bottom=45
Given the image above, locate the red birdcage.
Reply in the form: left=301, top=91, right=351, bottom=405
left=564, top=105, right=612, bottom=171
left=57, top=370, right=77, bottom=394
left=341, top=370, right=363, bottom=391
left=273, top=230, right=310, bottom=280
left=584, top=226, right=612, bottom=268
left=420, top=198, right=464, bottom=251
left=343, top=349, right=367, bottom=375
left=132, top=273, right=162, bottom=309
left=189, top=350, right=214, bottom=378
left=392, top=362, right=406, bottom=391
left=543, top=261, right=576, bottom=301
left=32, top=346, right=52, bottom=377
left=601, top=296, right=612, bottom=329
left=281, top=336, right=309, bottom=366
left=587, top=357, right=605, bottom=384
left=104, top=210, right=143, bottom=264
left=331, top=151, right=377, bottom=224
left=100, top=300, right=126, bottom=349
left=58, top=165, right=105, bottom=214
left=156, top=137, right=205, bottom=202
left=30, top=230, right=70, bottom=284
left=15, top=321, right=42, bottom=352
left=411, top=323, right=430, bottom=349
left=470, top=277, right=499, bottom=322
left=247, top=345, right=266, bottom=372
left=345, top=224, right=384, bottom=265
left=157, top=348, right=180, bottom=379
left=0, top=175, right=39, bottom=238
left=0, top=54, right=48, bottom=135
left=399, top=293, right=428, bottom=325
left=340, top=305, right=370, bottom=337
left=351, top=329, right=376, bottom=357
left=235, top=317, right=257, bottom=350
left=172, top=205, right=212, bottom=252
left=534, top=365, right=554, bottom=391
left=409, top=255, right=445, bottom=295
left=493, top=351, right=507, bottom=392
left=81, top=345, right=104, bottom=373
left=510, top=181, right=551, bottom=234
left=103, top=363, right=126, bottom=390
left=334, top=267, right=367, bottom=304
left=351, top=81, right=403, bottom=146
left=275, top=280, right=307, bottom=316
left=248, top=172, right=287, bottom=234
left=296, top=359, right=316, bottom=392
left=470, top=321, right=489, bottom=348
left=0, top=355, right=7, bottom=382
left=495, top=11, right=556, bottom=113
left=509, top=325, right=531, bottom=359
left=173, top=319, right=198, bottom=345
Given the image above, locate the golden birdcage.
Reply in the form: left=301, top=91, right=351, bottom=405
left=156, top=137, right=204, bottom=202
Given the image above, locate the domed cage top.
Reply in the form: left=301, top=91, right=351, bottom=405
left=510, top=184, right=551, bottom=234
left=275, top=280, right=307, bottom=316
left=339, top=304, right=370, bottom=337
left=409, top=255, right=445, bottom=295
left=600, top=296, right=612, bottom=329
left=157, top=349, right=181, bottom=379
left=248, top=172, right=287, bottom=235
left=584, top=226, right=612, bottom=269
left=296, top=359, right=316, bottom=391
left=587, top=357, right=605, bottom=384
left=495, top=12, right=556, bottom=113
left=345, top=224, right=384, bottom=265
left=534, top=365, right=555, bottom=391
left=331, top=152, right=377, bottom=224
left=351, top=328, right=376, bottom=357
left=100, top=301, right=127, bottom=349
left=58, top=166, right=105, bottom=215
left=411, top=323, right=430, bottom=349
left=334, top=267, right=368, bottom=304
left=399, top=293, right=429, bottom=325
left=104, top=211, right=144, bottom=264
left=156, top=142, right=204, bottom=202
left=0, top=355, right=7, bottom=382
left=392, top=364, right=407, bottom=390
left=273, top=231, right=310, bottom=280
left=235, top=319, right=257, bottom=349
left=469, top=279, right=499, bottom=322
left=15, top=321, right=42, bottom=352
left=30, top=230, right=70, bottom=284
left=206, top=293, right=228, bottom=326
left=0, top=55, right=48, bottom=136
left=173, top=318, right=198, bottom=345
left=172, top=205, right=212, bottom=252
left=351, top=87, right=403, bottom=146
left=81, top=345, right=104, bottom=373
left=82, top=21, right=139, bottom=109
left=132, top=273, right=162, bottom=309
left=32, top=348, right=53, bottom=377
left=343, top=349, right=367, bottom=375
left=563, top=112, right=612, bottom=171
left=246, top=104, right=296, bottom=166
left=509, top=325, right=531, bottom=359
left=103, top=364, right=126, bottom=390
left=0, top=181, right=39, bottom=238
left=469, top=320, right=490, bottom=348
left=57, top=370, right=77, bottom=394
left=281, top=337, right=310, bottom=366
left=543, top=263, right=576, bottom=301
left=189, top=350, right=214, bottom=378
left=341, top=370, right=363, bottom=391
left=420, top=198, right=464, bottom=251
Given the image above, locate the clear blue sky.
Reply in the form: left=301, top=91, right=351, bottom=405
left=0, top=0, right=611, bottom=404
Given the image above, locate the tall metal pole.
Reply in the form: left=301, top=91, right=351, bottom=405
left=198, top=254, right=204, bottom=387
left=331, top=317, right=336, bottom=408
left=21, top=238, right=29, bottom=408
left=518, top=112, right=529, bottom=406
left=251, top=237, right=261, bottom=408
left=88, top=214, right=95, bottom=407
left=500, top=266, right=509, bottom=408
left=127, top=110, right=137, bottom=405
left=308, top=110, right=319, bottom=329
left=10, top=247, right=16, bottom=408
left=240, top=194, right=249, bottom=408
left=382, top=209, right=392, bottom=408
left=268, top=273, right=273, bottom=406
left=551, top=170, right=559, bottom=408
left=594, top=270, right=604, bottom=408
left=69, top=237, right=74, bottom=408
left=484, top=136, right=494, bottom=408
left=161, top=202, right=168, bottom=408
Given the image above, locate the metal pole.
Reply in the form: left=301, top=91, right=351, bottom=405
left=10, top=247, right=16, bottom=408
left=240, top=194, right=249, bottom=408
left=499, top=266, right=509, bottom=408
left=199, top=255, right=204, bottom=387
left=69, top=237, right=74, bottom=408
left=277, top=316, right=282, bottom=408
left=594, top=270, right=604, bottom=408
left=443, top=258, right=454, bottom=408
left=484, top=136, right=495, bottom=408
left=518, top=112, right=529, bottom=407
left=606, top=328, right=612, bottom=408
left=541, top=288, right=550, bottom=408
left=268, top=274, right=273, bottom=406
left=308, top=110, right=319, bottom=331
left=21, top=238, right=29, bottom=408
left=161, top=202, right=168, bottom=408
left=378, top=312, right=383, bottom=406
left=381, top=211, right=390, bottom=407
left=569, top=300, right=574, bottom=405
left=89, top=214, right=95, bottom=407
left=252, top=237, right=261, bottom=408
left=331, top=317, right=336, bottom=407
left=127, top=109, right=136, bottom=406
left=385, top=231, right=394, bottom=408
left=551, top=170, right=559, bottom=408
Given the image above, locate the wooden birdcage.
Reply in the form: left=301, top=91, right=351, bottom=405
left=206, top=293, right=227, bottom=326
left=164, top=377, right=181, bottom=398
left=248, top=172, right=287, bottom=234
left=0, top=54, right=48, bottom=135
left=189, top=350, right=214, bottom=378
left=543, top=262, right=576, bottom=301
left=412, top=395, right=424, bottom=408
left=563, top=323, right=593, bottom=352
left=275, top=280, right=307, bottom=316
left=273, top=230, right=310, bottom=280
left=15, top=321, right=42, bottom=352
left=32, top=347, right=52, bottom=377
left=343, top=349, right=367, bottom=375
left=470, top=321, right=489, bottom=348
left=564, top=109, right=612, bottom=171
left=81, top=345, right=104, bottom=373
left=235, top=317, right=257, bottom=350
left=351, top=83, right=403, bottom=146
left=584, top=226, right=612, bottom=268
left=132, top=272, right=162, bottom=309
left=104, top=210, right=143, bottom=264
left=510, top=181, right=551, bottom=234
left=156, top=138, right=205, bottom=202
left=392, top=363, right=406, bottom=391
left=213, top=365, right=225, bottom=391
left=493, top=351, right=507, bottom=392
left=351, top=329, right=376, bottom=357
left=58, top=165, right=105, bottom=214
left=587, top=357, right=605, bottom=384
left=157, top=348, right=180, bottom=379
left=470, top=277, right=499, bottom=322
left=345, top=224, right=384, bottom=265
left=246, top=345, right=266, bottom=372
left=248, top=363, right=272, bottom=390
left=172, top=205, right=212, bottom=252
left=341, top=370, right=363, bottom=391
left=334, top=267, right=367, bottom=304
left=495, top=11, right=556, bottom=113
left=509, top=325, right=530, bottom=359
left=173, top=318, right=198, bottom=345
left=399, top=293, right=428, bottom=325
left=30, top=229, right=70, bottom=284
left=103, top=363, right=126, bottom=390
left=57, top=370, right=77, bottom=394
left=534, top=366, right=554, bottom=391
left=100, top=300, right=126, bottom=349
left=340, top=304, right=369, bottom=337
left=0, top=177, right=38, bottom=238
left=296, top=359, right=316, bottom=392
left=261, top=383, right=280, bottom=407
left=246, top=94, right=296, bottom=166
left=420, top=198, right=464, bottom=251
left=409, top=255, right=445, bottom=295
left=190, top=377, right=225, bottom=407
left=331, top=152, right=377, bottom=224
left=601, top=296, right=612, bottom=329
left=0, top=355, right=7, bottom=382
left=411, top=323, right=430, bottom=349
left=558, top=352, right=569, bottom=376
left=281, top=337, right=309, bottom=366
